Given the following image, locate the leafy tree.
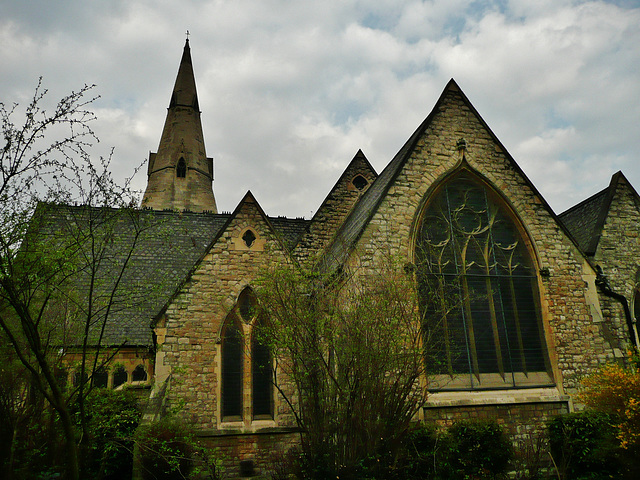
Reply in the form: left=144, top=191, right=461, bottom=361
left=255, top=259, right=429, bottom=479
left=571, top=350, right=640, bottom=478
left=0, top=79, right=142, bottom=479
left=579, top=352, right=640, bottom=452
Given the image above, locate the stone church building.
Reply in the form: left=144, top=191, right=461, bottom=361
left=51, top=40, right=640, bottom=476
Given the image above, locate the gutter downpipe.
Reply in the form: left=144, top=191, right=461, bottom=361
left=595, top=266, right=639, bottom=349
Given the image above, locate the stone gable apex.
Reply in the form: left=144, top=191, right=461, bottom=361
left=318, top=79, right=574, bottom=274
left=294, top=149, right=378, bottom=262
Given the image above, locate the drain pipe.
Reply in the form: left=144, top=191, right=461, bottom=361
left=595, top=266, right=638, bottom=349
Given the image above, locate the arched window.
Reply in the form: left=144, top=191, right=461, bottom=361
left=176, top=157, right=187, bottom=178
left=132, top=365, right=147, bottom=382
left=222, top=313, right=243, bottom=419
left=73, top=371, right=88, bottom=387
left=252, top=316, right=273, bottom=419
left=113, top=367, right=128, bottom=388
left=92, top=367, right=108, bottom=388
left=417, top=171, right=550, bottom=389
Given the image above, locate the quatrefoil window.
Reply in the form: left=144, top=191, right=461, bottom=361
left=242, top=229, right=256, bottom=248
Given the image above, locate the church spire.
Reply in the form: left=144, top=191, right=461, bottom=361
left=141, top=39, right=217, bottom=213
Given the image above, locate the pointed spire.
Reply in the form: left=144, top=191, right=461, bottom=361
left=169, top=39, right=199, bottom=110
left=141, top=39, right=217, bottom=213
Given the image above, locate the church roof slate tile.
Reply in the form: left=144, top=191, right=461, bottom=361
left=32, top=203, right=309, bottom=348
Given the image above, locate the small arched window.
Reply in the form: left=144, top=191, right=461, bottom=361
left=132, top=365, right=148, bottom=382
left=417, top=171, right=550, bottom=389
left=222, top=313, right=243, bottom=419
left=252, top=316, right=273, bottom=418
left=238, top=287, right=258, bottom=322
left=176, top=157, right=187, bottom=178
left=73, top=371, right=88, bottom=387
left=92, top=367, right=108, bottom=388
left=113, top=367, right=128, bottom=388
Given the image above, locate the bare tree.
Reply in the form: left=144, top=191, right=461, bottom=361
left=0, top=79, right=142, bottom=479
left=255, top=258, right=429, bottom=478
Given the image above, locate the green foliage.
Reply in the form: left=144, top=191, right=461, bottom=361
left=135, top=419, right=222, bottom=480
left=445, top=421, right=513, bottom=479
left=548, top=411, right=622, bottom=479
left=77, top=388, right=141, bottom=479
left=278, top=420, right=512, bottom=480
left=256, top=260, right=427, bottom=477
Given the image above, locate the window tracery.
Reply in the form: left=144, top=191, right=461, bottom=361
left=417, top=171, right=551, bottom=389
left=221, top=287, right=274, bottom=421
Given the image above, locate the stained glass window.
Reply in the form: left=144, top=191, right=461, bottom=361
left=417, top=172, right=551, bottom=389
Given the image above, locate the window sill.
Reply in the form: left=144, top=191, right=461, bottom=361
left=427, top=371, right=554, bottom=391
left=424, top=386, right=569, bottom=409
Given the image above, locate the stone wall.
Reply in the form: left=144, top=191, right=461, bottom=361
left=594, top=176, right=640, bottom=354
left=345, top=83, right=618, bottom=403
left=200, top=430, right=299, bottom=478
left=156, top=193, right=296, bottom=433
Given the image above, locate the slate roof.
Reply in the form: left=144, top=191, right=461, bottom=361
left=268, top=216, right=310, bottom=250
left=558, top=171, right=635, bottom=256
left=31, top=203, right=310, bottom=348
left=558, top=188, right=610, bottom=255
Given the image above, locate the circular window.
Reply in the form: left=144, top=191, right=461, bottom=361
left=352, top=175, right=368, bottom=191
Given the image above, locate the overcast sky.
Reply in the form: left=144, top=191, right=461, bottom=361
left=1, top=0, right=639, bottom=218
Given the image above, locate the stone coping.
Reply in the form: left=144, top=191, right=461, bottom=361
left=424, top=387, right=570, bottom=409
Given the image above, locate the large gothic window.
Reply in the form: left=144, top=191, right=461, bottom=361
left=417, top=172, right=551, bottom=389
left=222, top=313, right=243, bottom=419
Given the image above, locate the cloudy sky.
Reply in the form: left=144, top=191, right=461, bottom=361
left=2, top=0, right=639, bottom=218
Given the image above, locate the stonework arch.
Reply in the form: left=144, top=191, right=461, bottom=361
left=415, top=169, right=552, bottom=390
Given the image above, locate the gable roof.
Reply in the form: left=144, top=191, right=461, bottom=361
left=294, top=150, right=378, bottom=260
left=32, top=202, right=309, bottom=347
left=317, top=79, right=576, bottom=273
left=559, top=171, right=638, bottom=256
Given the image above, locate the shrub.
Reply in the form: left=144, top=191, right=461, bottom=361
left=80, top=388, right=141, bottom=479
left=445, top=420, right=512, bottom=479
left=548, top=411, right=621, bottom=479
left=579, top=357, right=640, bottom=453
left=135, top=420, right=194, bottom=480
left=135, top=419, right=222, bottom=480
left=396, top=421, right=511, bottom=480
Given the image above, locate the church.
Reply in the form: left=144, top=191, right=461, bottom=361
left=52, top=39, right=640, bottom=476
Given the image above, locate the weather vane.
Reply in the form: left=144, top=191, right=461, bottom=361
left=186, top=30, right=190, bottom=40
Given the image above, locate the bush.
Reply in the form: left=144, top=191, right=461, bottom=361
left=273, top=420, right=512, bottom=480
left=396, top=420, right=511, bottom=480
left=79, top=388, right=141, bottom=479
left=579, top=357, right=640, bottom=453
left=135, top=419, right=222, bottom=480
left=548, top=411, right=621, bottom=479
left=445, top=420, right=512, bottom=479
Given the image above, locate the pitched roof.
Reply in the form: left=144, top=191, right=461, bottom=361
left=294, top=150, right=378, bottom=260
left=32, top=203, right=309, bottom=347
left=558, top=171, right=636, bottom=256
